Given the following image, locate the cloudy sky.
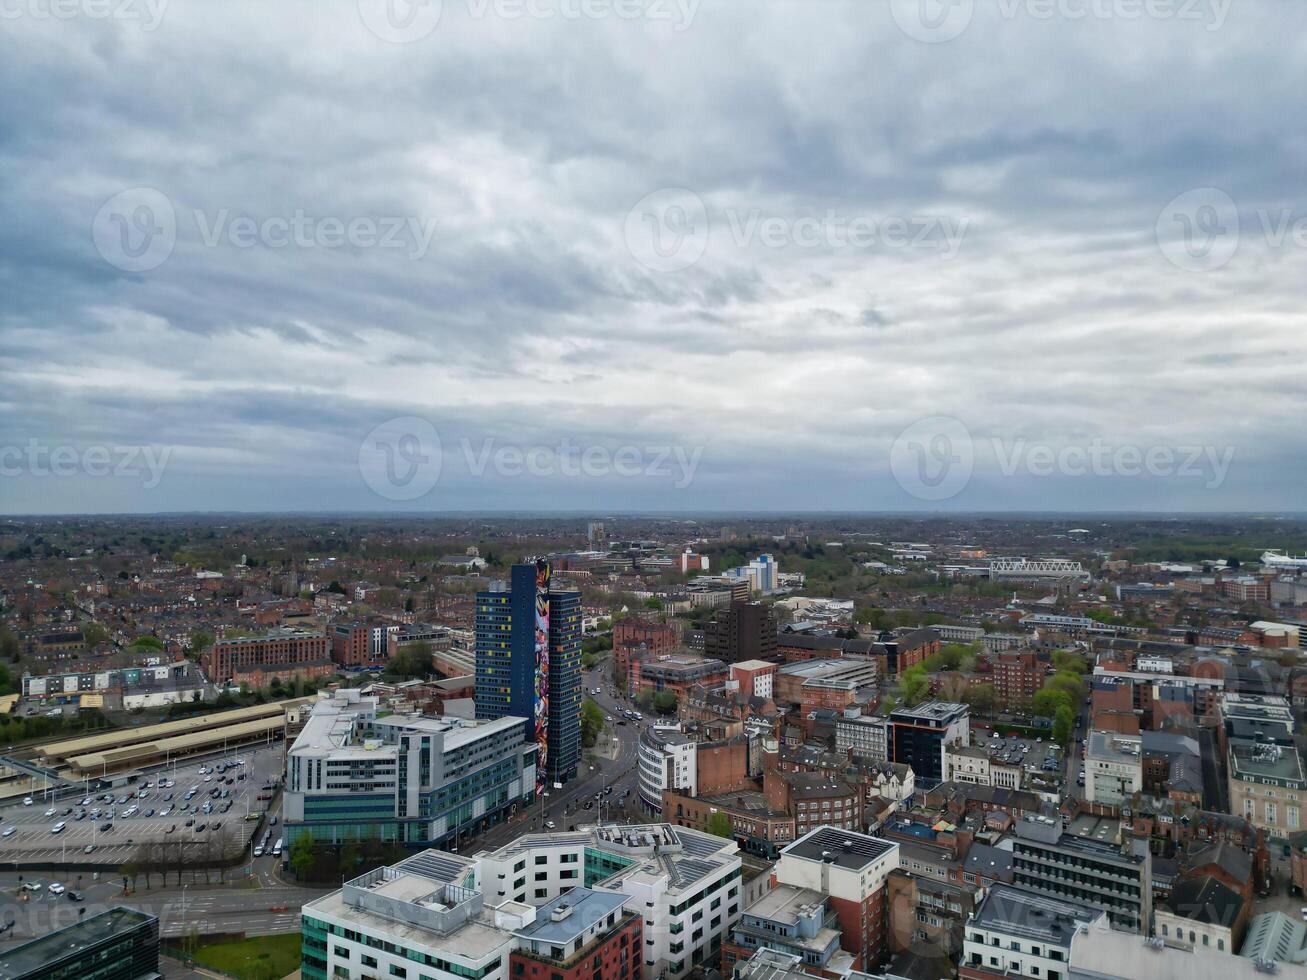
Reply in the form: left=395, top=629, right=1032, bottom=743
left=1, top=0, right=1305, bottom=514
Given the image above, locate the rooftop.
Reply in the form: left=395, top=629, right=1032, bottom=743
left=780, top=826, right=897, bottom=872
left=513, top=888, right=629, bottom=946
left=972, top=883, right=1103, bottom=945
left=0, top=906, right=156, bottom=978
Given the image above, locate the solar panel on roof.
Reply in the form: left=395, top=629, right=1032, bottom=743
left=396, top=851, right=472, bottom=883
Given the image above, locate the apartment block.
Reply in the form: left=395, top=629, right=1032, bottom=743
left=201, top=626, right=328, bottom=684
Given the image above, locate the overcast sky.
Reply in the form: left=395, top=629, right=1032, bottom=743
left=1, top=0, right=1305, bottom=514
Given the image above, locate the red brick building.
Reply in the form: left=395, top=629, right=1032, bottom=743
left=510, top=890, right=642, bottom=980
left=230, top=658, right=335, bottom=689
left=992, top=651, right=1043, bottom=711
left=202, top=629, right=328, bottom=684
left=612, top=618, right=677, bottom=689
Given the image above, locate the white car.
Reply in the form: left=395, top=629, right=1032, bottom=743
left=22, top=797, right=33, bottom=806
left=545, top=820, right=556, bottom=829
left=48, top=882, right=66, bottom=895
left=80, top=797, right=92, bottom=806
left=44, top=807, right=56, bottom=817
left=2, top=827, right=15, bottom=838
left=51, top=822, right=66, bottom=834
left=85, top=844, right=96, bottom=854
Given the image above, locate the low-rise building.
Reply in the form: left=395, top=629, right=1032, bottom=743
left=1084, top=731, right=1143, bottom=807
left=960, top=883, right=1104, bottom=980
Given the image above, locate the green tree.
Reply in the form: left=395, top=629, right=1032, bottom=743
left=1032, top=688, right=1072, bottom=719
left=644, top=597, right=663, bottom=611
left=187, top=630, right=215, bottom=656
left=131, top=635, right=164, bottom=651
left=652, top=690, right=678, bottom=715
left=1052, top=705, right=1074, bottom=746
left=387, top=642, right=433, bottom=679
left=581, top=699, right=605, bottom=748
left=80, top=622, right=110, bottom=648
left=289, top=831, right=316, bottom=880
left=0, top=623, right=20, bottom=661
left=963, top=683, right=998, bottom=717
left=705, top=811, right=733, bottom=839
left=897, top=666, right=931, bottom=707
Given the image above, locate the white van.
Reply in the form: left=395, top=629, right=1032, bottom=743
left=272, top=837, right=284, bottom=857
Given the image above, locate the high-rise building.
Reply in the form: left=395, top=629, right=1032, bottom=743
left=476, top=561, right=582, bottom=789
left=704, top=601, right=777, bottom=663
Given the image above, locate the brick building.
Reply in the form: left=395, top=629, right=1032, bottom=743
left=993, top=651, right=1043, bottom=711
left=510, top=890, right=643, bottom=980
left=201, top=628, right=329, bottom=684
left=704, top=602, right=778, bottom=663
left=612, top=618, right=678, bottom=689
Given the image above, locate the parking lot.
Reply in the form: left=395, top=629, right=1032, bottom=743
left=0, top=744, right=286, bottom=868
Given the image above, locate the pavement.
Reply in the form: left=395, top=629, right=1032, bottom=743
left=0, top=743, right=287, bottom=870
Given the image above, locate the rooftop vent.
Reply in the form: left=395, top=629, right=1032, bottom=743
left=551, top=904, right=573, bottom=922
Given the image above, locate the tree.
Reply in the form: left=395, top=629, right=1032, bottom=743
left=581, top=699, right=605, bottom=748
left=1052, top=705, right=1074, bottom=746
left=652, top=691, right=678, bottom=715
left=963, top=683, right=998, bottom=718
left=80, top=622, right=110, bottom=649
left=131, top=635, right=164, bottom=651
left=897, top=666, right=931, bottom=707
left=289, top=831, right=316, bottom=880
left=187, top=630, right=215, bottom=656
left=644, top=597, right=663, bottom=611
left=0, top=623, right=19, bottom=661
left=705, top=811, right=733, bottom=839
left=387, top=642, right=433, bottom=679
left=1032, top=688, right=1071, bottom=719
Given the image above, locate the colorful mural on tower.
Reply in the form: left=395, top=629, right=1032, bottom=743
left=534, top=558, right=550, bottom=795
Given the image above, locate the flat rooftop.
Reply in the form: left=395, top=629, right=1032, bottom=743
left=514, top=888, right=629, bottom=945
left=781, top=826, right=897, bottom=871
left=973, top=883, right=1100, bottom=945
left=0, top=906, right=155, bottom=978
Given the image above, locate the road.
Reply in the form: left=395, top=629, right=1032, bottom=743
left=459, top=658, right=647, bottom=854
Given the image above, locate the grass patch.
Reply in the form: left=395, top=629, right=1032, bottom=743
left=192, top=932, right=301, bottom=979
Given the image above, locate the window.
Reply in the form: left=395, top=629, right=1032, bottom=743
left=335, top=947, right=350, bottom=958
left=390, top=967, right=407, bottom=979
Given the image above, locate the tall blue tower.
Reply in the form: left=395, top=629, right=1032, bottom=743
left=475, top=561, right=581, bottom=790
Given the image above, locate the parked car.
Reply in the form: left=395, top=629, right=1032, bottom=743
left=84, top=844, right=96, bottom=854
left=48, top=883, right=66, bottom=895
